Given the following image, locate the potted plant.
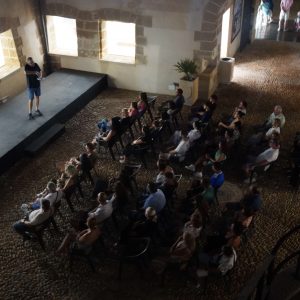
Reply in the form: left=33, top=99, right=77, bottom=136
left=174, top=58, right=199, bottom=105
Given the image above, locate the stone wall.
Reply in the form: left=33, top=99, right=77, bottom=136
left=0, top=0, right=45, bottom=99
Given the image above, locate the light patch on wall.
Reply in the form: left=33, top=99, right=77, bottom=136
left=101, top=21, right=135, bottom=64
left=0, top=39, right=5, bottom=67
left=46, top=16, right=78, bottom=56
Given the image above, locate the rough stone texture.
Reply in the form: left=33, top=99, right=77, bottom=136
left=0, top=40, right=300, bottom=299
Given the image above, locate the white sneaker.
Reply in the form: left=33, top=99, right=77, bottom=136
left=185, top=164, right=195, bottom=172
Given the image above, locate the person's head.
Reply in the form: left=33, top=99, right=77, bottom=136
left=157, top=159, right=167, bottom=172
left=202, top=176, right=211, bottom=189
left=47, top=181, right=57, bottom=193
left=270, top=131, right=280, bottom=142
left=148, top=182, right=157, bottom=194
left=234, top=111, right=244, bottom=119
left=145, top=206, right=157, bottom=221
left=225, top=129, right=234, bottom=139
left=210, top=94, right=218, bottom=103
left=139, top=92, right=148, bottom=102
left=249, top=185, right=260, bottom=195
left=27, top=57, right=34, bottom=66
left=269, top=139, right=280, bottom=149
left=273, top=118, right=281, bottom=128
left=65, top=164, right=77, bottom=177
left=41, top=199, right=51, bottom=211
left=232, top=222, right=245, bottom=236
left=223, top=246, right=234, bottom=257
left=274, top=105, right=283, bottom=116
left=182, top=231, right=195, bottom=250
left=239, top=100, right=247, bottom=108
left=122, top=108, right=129, bottom=118
left=190, top=212, right=202, bottom=228
left=87, top=216, right=97, bottom=229
left=130, top=101, right=138, bottom=109
left=85, top=142, right=95, bottom=153
left=97, top=192, right=107, bottom=205
left=218, top=140, right=227, bottom=151
left=212, top=162, right=222, bottom=173
left=142, top=125, right=150, bottom=135
left=180, top=130, right=189, bottom=141
left=177, top=88, right=183, bottom=95
left=193, top=120, right=202, bottom=131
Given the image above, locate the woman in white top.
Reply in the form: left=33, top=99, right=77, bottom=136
left=183, top=211, right=202, bottom=239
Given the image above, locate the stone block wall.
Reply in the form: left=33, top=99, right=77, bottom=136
left=0, top=17, right=26, bottom=66
left=44, top=3, right=149, bottom=65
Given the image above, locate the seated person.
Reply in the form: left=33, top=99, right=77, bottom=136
left=197, top=246, right=237, bottom=279
left=218, top=111, right=243, bottom=131
left=128, top=101, right=139, bottom=118
left=226, top=185, right=262, bottom=213
left=120, top=125, right=152, bottom=163
left=265, top=105, right=286, bottom=129
left=120, top=108, right=131, bottom=128
left=248, top=118, right=281, bottom=147
left=155, top=159, right=174, bottom=185
left=183, top=211, right=203, bottom=239
left=169, top=231, right=196, bottom=264
left=187, top=121, right=202, bottom=143
left=243, top=139, right=280, bottom=182
left=56, top=216, right=101, bottom=255
left=167, top=88, right=185, bottom=115
left=162, top=131, right=190, bottom=162
left=193, top=94, right=218, bottom=117
left=88, top=192, right=113, bottom=224
left=200, top=177, right=216, bottom=206
left=14, top=199, right=53, bottom=240
left=94, top=117, right=120, bottom=143
left=110, top=181, right=130, bottom=215
left=160, top=172, right=179, bottom=203
left=84, top=142, right=98, bottom=167
left=59, top=164, right=79, bottom=193
left=185, top=141, right=227, bottom=173
left=210, top=162, right=225, bottom=190
left=120, top=207, right=159, bottom=243
left=142, top=182, right=166, bottom=213
left=30, top=181, right=63, bottom=210
left=137, top=92, right=148, bottom=113
left=234, top=100, right=248, bottom=116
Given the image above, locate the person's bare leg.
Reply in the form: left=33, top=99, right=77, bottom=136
left=28, top=100, right=33, bottom=114
left=56, top=233, right=73, bottom=255
left=35, top=96, right=40, bottom=111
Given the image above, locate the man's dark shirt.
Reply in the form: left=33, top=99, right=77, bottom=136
left=25, top=63, right=41, bottom=88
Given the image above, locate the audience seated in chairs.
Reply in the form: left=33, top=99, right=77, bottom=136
left=191, top=94, right=218, bottom=120
left=137, top=92, right=148, bottom=113
left=56, top=216, right=101, bottom=256
left=94, top=116, right=121, bottom=144
left=218, top=111, right=243, bottom=134
left=167, top=88, right=185, bottom=116
left=14, top=199, right=53, bottom=240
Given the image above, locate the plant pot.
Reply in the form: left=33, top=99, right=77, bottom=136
left=179, top=77, right=199, bottom=106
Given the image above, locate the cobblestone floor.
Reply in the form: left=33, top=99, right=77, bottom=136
left=0, top=40, right=300, bottom=299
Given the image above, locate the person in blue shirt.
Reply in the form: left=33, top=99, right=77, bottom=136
left=210, top=162, right=225, bottom=189
left=143, top=182, right=166, bottom=213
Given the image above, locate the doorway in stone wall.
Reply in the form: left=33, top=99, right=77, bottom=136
left=220, top=7, right=231, bottom=58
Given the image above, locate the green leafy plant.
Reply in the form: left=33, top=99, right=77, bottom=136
left=174, top=58, right=198, bottom=81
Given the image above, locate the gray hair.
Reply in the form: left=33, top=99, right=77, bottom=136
left=47, top=181, right=56, bottom=192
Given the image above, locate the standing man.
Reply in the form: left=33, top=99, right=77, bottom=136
left=24, top=57, right=43, bottom=120
left=278, top=0, right=294, bottom=31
